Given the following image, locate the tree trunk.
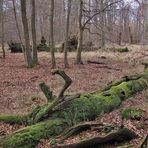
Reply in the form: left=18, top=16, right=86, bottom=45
left=31, top=0, right=38, bottom=66
left=64, top=0, right=72, bottom=68
left=118, top=32, right=122, bottom=45
left=76, top=0, right=83, bottom=64
left=50, top=0, right=56, bottom=69
left=12, top=0, right=25, bottom=59
left=0, top=0, right=5, bottom=58
left=20, top=0, right=32, bottom=68
left=1, top=68, right=148, bottom=147
left=99, top=0, right=105, bottom=49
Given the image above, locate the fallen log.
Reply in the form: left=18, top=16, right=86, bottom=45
left=0, top=68, right=148, bottom=147
left=87, top=60, right=121, bottom=71
left=87, top=60, right=106, bottom=65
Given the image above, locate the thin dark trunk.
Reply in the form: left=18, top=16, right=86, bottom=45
left=0, top=0, right=5, bottom=58
left=12, top=0, right=25, bottom=60
left=99, top=0, right=105, bottom=49
left=1, top=10, right=5, bottom=58
left=50, top=0, right=56, bottom=69
left=31, top=0, right=38, bottom=66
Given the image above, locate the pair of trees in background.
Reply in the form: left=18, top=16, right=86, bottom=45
left=20, top=0, right=38, bottom=68
left=0, top=0, right=38, bottom=67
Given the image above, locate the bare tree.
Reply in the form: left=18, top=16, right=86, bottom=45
left=76, top=0, right=83, bottom=64
left=99, top=0, right=105, bottom=48
left=20, top=0, right=32, bottom=68
left=12, top=0, right=25, bottom=58
left=64, top=0, right=72, bottom=68
left=0, top=0, right=5, bottom=58
left=31, top=0, right=38, bottom=65
left=50, top=0, right=56, bottom=69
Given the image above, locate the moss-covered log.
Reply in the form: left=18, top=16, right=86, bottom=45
left=0, top=115, right=27, bottom=125
left=0, top=119, right=65, bottom=148
left=1, top=69, right=148, bottom=147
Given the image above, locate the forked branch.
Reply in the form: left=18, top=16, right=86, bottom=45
left=52, top=69, right=72, bottom=99
left=33, top=69, right=72, bottom=123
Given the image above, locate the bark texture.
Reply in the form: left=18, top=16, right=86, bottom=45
left=64, top=0, right=72, bottom=68
left=20, top=0, right=32, bottom=68
left=76, top=0, right=83, bottom=64
left=31, top=0, right=38, bottom=66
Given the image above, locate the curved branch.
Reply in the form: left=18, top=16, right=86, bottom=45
left=33, top=69, right=72, bottom=123
left=52, top=69, right=72, bottom=98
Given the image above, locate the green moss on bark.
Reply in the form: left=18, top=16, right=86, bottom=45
left=2, top=119, right=65, bottom=148
left=121, top=107, right=143, bottom=120
left=0, top=115, right=27, bottom=125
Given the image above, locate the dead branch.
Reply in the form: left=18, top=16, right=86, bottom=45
left=82, top=0, right=122, bottom=29
left=61, top=122, right=104, bottom=140
left=87, top=60, right=106, bottom=65
left=87, top=61, right=120, bottom=71
left=52, top=69, right=72, bottom=99
left=33, top=69, right=72, bottom=123
left=96, top=65, right=120, bottom=71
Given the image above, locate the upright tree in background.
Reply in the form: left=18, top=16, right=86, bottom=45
left=99, top=0, right=105, bottom=49
left=76, top=0, right=83, bottom=64
left=20, top=0, right=32, bottom=68
left=50, top=0, right=56, bottom=69
left=64, top=0, right=72, bottom=68
left=31, top=0, right=38, bottom=65
left=12, top=0, right=25, bottom=59
left=0, top=0, right=5, bottom=58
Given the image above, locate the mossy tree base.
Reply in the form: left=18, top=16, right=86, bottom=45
left=1, top=69, right=148, bottom=147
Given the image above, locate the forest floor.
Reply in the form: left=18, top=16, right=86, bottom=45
left=0, top=45, right=148, bottom=147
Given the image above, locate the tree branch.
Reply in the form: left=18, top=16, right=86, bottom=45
left=52, top=69, right=72, bottom=99
left=82, top=0, right=122, bottom=30
left=33, top=70, right=72, bottom=123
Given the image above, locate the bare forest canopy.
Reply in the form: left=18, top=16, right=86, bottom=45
left=0, top=0, right=148, bottom=45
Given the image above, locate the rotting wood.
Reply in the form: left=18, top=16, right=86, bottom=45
left=0, top=68, right=148, bottom=147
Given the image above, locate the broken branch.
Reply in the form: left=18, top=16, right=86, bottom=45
left=39, top=82, right=53, bottom=102
left=52, top=69, right=72, bottom=98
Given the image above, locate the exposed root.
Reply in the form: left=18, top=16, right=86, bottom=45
left=56, top=128, right=137, bottom=148
left=61, top=121, right=104, bottom=140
